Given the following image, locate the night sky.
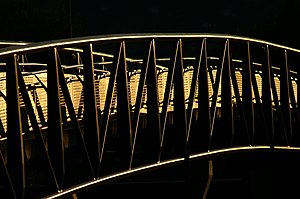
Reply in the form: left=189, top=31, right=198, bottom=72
left=1, top=0, right=299, bottom=48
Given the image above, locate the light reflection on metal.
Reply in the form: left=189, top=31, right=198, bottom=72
left=43, top=145, right=300, bottom=199
left=2, top=33, right=300, bottom=57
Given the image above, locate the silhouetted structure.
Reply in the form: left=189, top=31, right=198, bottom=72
left=0, top=33, right=299, bottom=198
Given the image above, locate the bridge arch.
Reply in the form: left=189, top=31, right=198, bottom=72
left=0, top=33, right=299, bottom=198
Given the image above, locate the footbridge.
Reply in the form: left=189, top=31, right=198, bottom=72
left=0, top=33, right=299, bottom=198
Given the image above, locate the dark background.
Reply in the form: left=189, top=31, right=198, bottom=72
left=0, top=0, right=299, bottom=48
left=0, top=2, right=299, bottom=198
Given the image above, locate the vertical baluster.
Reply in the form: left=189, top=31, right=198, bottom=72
left=261, top=45, right=274, bottom=147
left=221, top=39, right=234, bottom=147
left=172, top=39, right=187, bottom=158
left=196, top=39, right=211, bottom=152
left=98, top=43, right=119, bottom=176
left=144, top=40, right=161, bottom=163
left=270, top=50, right=288, bottom=145
left=6, top=54, right=25, bottom=198
left=82, top=44, right=100, bottom=176
left=57, top=53, right=95, bottom=179
left=209, top=40, right=227, bottom=150
left=47, top=48, right=65, bottom=189
left=17, top=61, right=59, bottom=192
left=130, top=41, right=151, bottom=168
left=243, top=42, right=255, bottom=145
left=187, top=39, right=207, bottom=153
left=229, top=41, right=250, bottom=146
left=159, top=40, right=178, bottom=161
left=289, top=52, right=300, bottom=146
left=116, top=41, right=132, bottom=170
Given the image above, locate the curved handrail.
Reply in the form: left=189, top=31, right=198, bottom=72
left=44, top=145, right=300, bottom=199
left=1, top=33, right=300, bottom=57
left=0, top=41, right=29, bottom=48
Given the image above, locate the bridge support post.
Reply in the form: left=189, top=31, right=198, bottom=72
left=6, top=54, right=25, bottom=199
left=202, top=160, right=213, bottom=199
left=187, top=159, right=213, bottom=198
left=47, top=48, right=65, bottom=189
left=71, top=193, right=78, bottom=199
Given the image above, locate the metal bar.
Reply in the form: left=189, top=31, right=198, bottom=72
left=202, top=160, right=213, bottom=199
left=186, top=39, right=205, bottom=152
left=261, top=45, right=274, bottom=147
left=280, top=50, right=293, bottom=146
left=68, top=52, right=84, bottom=84
left=33, top=74, right=48, bottom=92
left=82, top=43, right=100, bottom=176
left=43, top=145, right=280, bottom=199
left=172, top=39, right=188, bottom=157
left=144, top=40, right=161, bottom=163
left=267, top=50, right=289, bottom=146
left=0, top=119, right=5, bottom=136
left=289, top=71, right=300, bottom=147
left=298, top=68, right=300, bottom=110
left=209, top=40, right=227, bottom=150
left=57, top=53, right=95, bottom=178
left=77, top=88, right=84, bottom=118
left=70, top=68, right=84, bottom=84
left=6, top=54, right=25, bottom=199
left=20, top=99, right=29, bottom=134
left=98, top=42, right=120, bottom=176
left=197, top=39, right=211, bottom=152
left=0, top=148, right=16, bottom=198
left=158, top=41, right=178, bottom=161
left=31, top=89, right=47, bottom=126
left=4, top=33, right=300, bottom=57
left=229, top=42, right=251, bottom=146
left=270, top=66, right=288, bottom=145
left=0, top=90, right=7, bottom=101
left=17, top=64, right=59, bottom=192
left=220, top=40, right=234, bottom=148
left=47, top=48, right=65, bottom=189
left=130, top=41, right=151, bottom=168
left=116, top=41, right=132, bottom=170
left=249, top=49, right=269, bottom=145
left=297, top=62, right=300, bottom=143
left=243, top=42, right=255, bottom=145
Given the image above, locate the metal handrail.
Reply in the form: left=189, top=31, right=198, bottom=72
left=1, top=33, right=300, bottom=57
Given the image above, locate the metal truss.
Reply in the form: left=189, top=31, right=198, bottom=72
left=0, top=33, right=299, bottom=198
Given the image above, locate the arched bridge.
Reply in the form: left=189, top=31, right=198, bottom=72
left=0, top=34, right=299, bottom=198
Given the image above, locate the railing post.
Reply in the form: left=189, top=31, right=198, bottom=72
left=116, top=41, right=133, bottom=170
left=187, top=39, right=209, bottom=153
left=187, top=159, right=213, bottom=198
left=139, top=40, right=161, bottom=164
left=82, top=43, right=100, bottom=176
left=202, top=160, right=213, bottom=199
left=262, top=45, right=274, bottom=147
left=243, top=42, right=255, bottom=145
left=221, top=40, right=234, bottom=147
left=47, top=48, right=65, bottom=189
left=6, top=54, right=25, bottom=199
left=197, top=39, right=211, bottom=152
left=57, top=53, right=95, bottom=179
left=280, top=50, right=292, bottom=145
left=130, top=41, right=152, bottom=168
left=159, top=41, right=177, bottom=161
left=17, top=61, right=59, bottom=192
left=172, top=39, right=188, bottom=157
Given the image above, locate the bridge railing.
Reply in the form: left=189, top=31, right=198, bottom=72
left=0, top=33, right=299, bottom=198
